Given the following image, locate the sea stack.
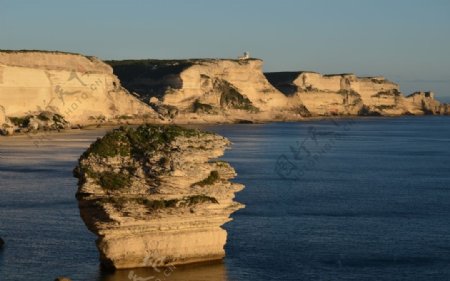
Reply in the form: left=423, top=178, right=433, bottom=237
left=74, top=125, right=244, bottom=269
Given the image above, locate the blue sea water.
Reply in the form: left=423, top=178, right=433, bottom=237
left=1, top=117, right=450, bottom=281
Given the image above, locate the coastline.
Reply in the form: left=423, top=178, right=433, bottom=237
left=1, top=114, right=447, bottom=140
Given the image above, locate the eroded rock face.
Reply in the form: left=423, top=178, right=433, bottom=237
left=108, top=59, right=301, bottom=123
left=110, top=59, right=449, bottom=120
left=0, top=50, right=156, bottom=129
left=74, top=125, right=244, bottom=269
left=265, top=71, right=449, bottom=116
left=405, top=91, right=444, bottom=115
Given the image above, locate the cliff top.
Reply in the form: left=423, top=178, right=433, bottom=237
left=0, top=50, right=111, bottom=73
left=0, top=49, right=96, bottom=60
left=106, top=58, right=262, bottom=80
left=265, top=71, right=395, bottom=84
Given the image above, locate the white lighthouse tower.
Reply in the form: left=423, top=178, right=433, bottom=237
left=238, top=51, right=250, bottom=60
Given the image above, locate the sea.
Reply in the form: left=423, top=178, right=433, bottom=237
left=1, top=116, right=450, bottom=281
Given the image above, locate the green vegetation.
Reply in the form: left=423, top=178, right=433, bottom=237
left=79, top=125, right=214, bottom=191
left=126, top=124, right=204, bottom=155
left=52, top=114, right=67, bottom=126
left=323, top=73, right=354, bottom=77
left=98, top=194, right=219, bottom=212
left=191, top=170, right=220, bottom=187
left=212, top=160, right=228, bottom=167
left=371, top=89, right=401, bottom=98
left=138, top=198, right=180, bottom=210
left=370, top=78, right=386, bottom=84
left=140, top=195, right=219, bottom=210
left=184, top=195, right=219, bottom=205
left=117, top=115, right=134, bottom=120
left=98, top=171, right=131, bottom=190
left=84, top=125, right=207, bottom=158
left=0, top=49, right=82, bottom=55
left=375, top=105, right=397, bottom=110
left=219, top=83, right=259, bottom=112
left=192, top=99, right=215, bottom=114
left=37, top=112, right=50, bottom=121
left=0, top=49, right=96, bottom=61
left=85, top=130, right=131, bottom=158
left=292, top=105, right=311, bottom=117
left=8, top=116, right=31, bottom=127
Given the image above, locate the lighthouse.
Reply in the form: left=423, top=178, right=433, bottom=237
left=238, top=52, right=250, bottom=60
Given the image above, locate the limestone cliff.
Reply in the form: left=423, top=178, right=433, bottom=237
left=1, top=50, right=447, bottom=131
left=405, top=91, right=443, bottom=115
left=265, top=71, right=449, bottom=116
left=0, top=50, right=156, bottom=134
left=108, top=59, right=301, bottom=122
left=110, top=59, right=448, bottom=120
left=74, top=125, right=244, bottom=269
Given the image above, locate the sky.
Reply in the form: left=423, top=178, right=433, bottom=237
left=1, top=0, right=450, bottom=101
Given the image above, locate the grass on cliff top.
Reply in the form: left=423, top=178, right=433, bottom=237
left=84, top=124, right=209, bottom=159
left=0, top=49, right=96, bottom=60
left=79, top=125, right=213, bottom=191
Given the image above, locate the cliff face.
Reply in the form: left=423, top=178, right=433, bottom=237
left=111, top=59, right=448, bottom=120
left=0, top=51, right=155, bottom=133
left=108, top=59, right=301, bottom=122
left=266, top=71, right=448, bottom=116
left=405, top=91, right=443, bottom=115
left=1, top=50, right=447, bottom=130
left=74, top=125, right=244, bottom=269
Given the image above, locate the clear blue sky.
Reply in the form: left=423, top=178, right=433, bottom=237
left=1, top=0, right=449, bottom=101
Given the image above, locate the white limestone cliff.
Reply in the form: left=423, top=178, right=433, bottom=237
left=0, top=50, right=156, bottom=134
left=265, top=71, right=448, bottom=116
left=110, top=59, right=449, bottom=121
left=1, top=50, right=447, bottom=133
left=108, top=59, right=303, bottom=123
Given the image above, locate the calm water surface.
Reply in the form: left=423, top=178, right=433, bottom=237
left=1, top=117, right=450, bottom=281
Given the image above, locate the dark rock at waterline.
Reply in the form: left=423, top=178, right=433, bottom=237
left=236, top=119, right=254, bottom=124
left=54, top=277, right=72, bottom=281
left=0, top=237, right=4, bottom=248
